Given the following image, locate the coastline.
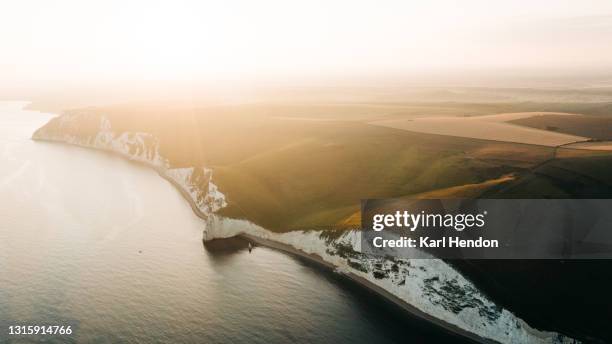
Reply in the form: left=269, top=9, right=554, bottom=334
left=31, top=113, right=579, bottom=344
left=103, top=147, right=495, bottom=344
left=156, top=158, right=489, bottom=342
left=241, top=233, right=493, bottom=344
left=33, top=136, right=491, bottom=343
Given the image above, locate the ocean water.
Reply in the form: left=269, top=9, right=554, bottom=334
left=0, top=102, right=466, bottom=343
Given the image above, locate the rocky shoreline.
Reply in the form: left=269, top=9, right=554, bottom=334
left=31, top=110, right=579, bottom=344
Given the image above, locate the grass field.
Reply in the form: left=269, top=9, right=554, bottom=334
left=38, top=99, right=612, bottom=232
left=370, top=112, right=587, bottom=147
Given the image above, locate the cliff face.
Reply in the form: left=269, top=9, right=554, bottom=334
left=33, top=113, right=168, bottom=167
left=32, top=113, right=577, bottom=344
left=166, top=167, right=227, bottom=214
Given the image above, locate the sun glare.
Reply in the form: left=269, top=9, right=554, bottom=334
left=1, top=0, right=612, bottom=85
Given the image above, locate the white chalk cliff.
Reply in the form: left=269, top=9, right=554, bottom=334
left=33, top=113, right=578, bottom=344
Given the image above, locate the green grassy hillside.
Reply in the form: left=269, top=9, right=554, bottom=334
left=481, top=155, right=612, bottom=198
left=44, top=101, right=612, bottom=231
left=52, top=102, right=566, bottom=231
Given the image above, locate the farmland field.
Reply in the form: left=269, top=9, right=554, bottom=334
left=370, top=112, right=587, bottom=147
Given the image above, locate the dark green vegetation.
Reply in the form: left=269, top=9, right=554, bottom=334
left=512, top=114, right=612, bottom=140
left=482, top=154, right=612, bottom=198
left=450, top=258, right=612, bottom=343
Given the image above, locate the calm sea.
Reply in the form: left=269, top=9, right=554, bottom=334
left=0, top=101, right=466, bottom=343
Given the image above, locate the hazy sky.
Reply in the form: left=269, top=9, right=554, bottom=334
left=2, top=0, right=612, bottom=86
